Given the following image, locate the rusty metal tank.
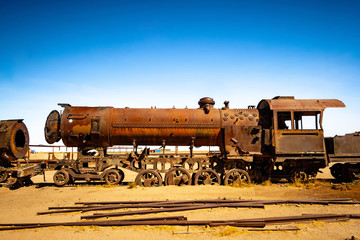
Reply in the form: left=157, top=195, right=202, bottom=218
left=0, top=120, right=29, bottom=161
left=45, top=98, right=260, bottom=148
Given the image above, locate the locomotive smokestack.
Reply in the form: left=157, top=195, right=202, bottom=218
left=198, top=97, right=215, bottom=109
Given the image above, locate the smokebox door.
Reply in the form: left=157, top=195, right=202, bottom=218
left=45, top=110, right=61, bottom=144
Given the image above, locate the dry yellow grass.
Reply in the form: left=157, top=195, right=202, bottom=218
left=217, top=226, right=248, bottom=236
left=311, top=221, right=327, bottom=227
left=127, top=182, right=137, bottom=189
left=289, top=179, right=324, bottom=189
left=261, top=179, right=272, bottom=186
left=102, top=184, right=118, bottom=188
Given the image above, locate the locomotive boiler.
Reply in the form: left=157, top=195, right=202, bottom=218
left=45, top=98, right=260, bottom=153
left=45, top=96, right=348, bottom=187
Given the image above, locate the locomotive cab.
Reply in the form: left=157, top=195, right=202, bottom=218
left=258, top=96, right=345, bottom=173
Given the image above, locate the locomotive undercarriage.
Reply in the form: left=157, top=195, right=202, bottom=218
left=330, top=163, right=360, bottom=182
left=53, top=146, right=256, bottom=187
left=267, top=158, right=323, bottom=182
left=52, top=147, right=326, bottom=187
left=0, top=162, right=46, bottom=189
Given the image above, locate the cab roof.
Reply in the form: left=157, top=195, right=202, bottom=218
left=257, top=96, right=345, bottom=111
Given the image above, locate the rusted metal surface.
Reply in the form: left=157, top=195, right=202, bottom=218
left=257, top=97, right=344, bottom=155
left=80, top=203, right=207, bottom=212
left=0, top=220, right=265, bottom=231
left=3, top=199, right=360, bottom=232
left=224, top=169, right=251, bottom=186
left=46, top=106, right=222, bottom=148
left=257, top=96, right=345, bottom=111
left=44, top=96, right=358, bottom=186
left=254, top=96, right=347, bottom=180
left=75, top=198, right=353, bottom=206
left=0, top=216, right=189, bottom=231
left=0, top=120, right=29, bottom=162
left=0, top=163, right=46, bottom=189
left=135, top=169, right=162, bottom=187
left=80, top=200, right=360, bottom=220
left=81, top=203, right=265, bottom=220
left=193, top=168, right=221, bottom=185
left=245, top=226, right=301, bottom=231
left=259, top=97, right=332, bottom=155
left=0, top=120, right=46, bottom=188
left=164, top=167, right=192, bottom=186
left=45, top=99, right=260, bottom=150
left=332, top=132, right=360, bottom=156
left=325, top=132, right=360, bottom=181
left=44, top=111, right=61, bottom=144
left=275, top=130, right=325, bottom=154
left=210, top=213, right=350, bottom=227
left=40, top=203, right=234, bottom=215
left=2, top=213, right=359, bottom=231
left=0, top=216, right=187, bottom=226
left=38, top=198, right=360, bottom=215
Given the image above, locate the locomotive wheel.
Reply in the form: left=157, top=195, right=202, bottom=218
left=194, top=168, right=220, bottom=185
left=164, top=167, right=191, bottom=186
left=53, top=169, right=70, bottom=187
left=224, top=169, right=251, bottom=186
left=118, top=169, right=125, bottom=183
left=68, top=175, right=75, bottom=185
left=341, top=164, right=356, bottom=182
left=135, top=169, right=162, bottom=187
left=330, top=163, right=343, bottom=181
left=293, top=171, right=308, bottom=182
left=0, top=171, right=8, bottom=183
left=6, top=177, right=21, bottom=189
left=104, top=169, right=121, bottom=185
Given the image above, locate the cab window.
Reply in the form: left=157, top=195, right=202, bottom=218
left=294, top=111, right=321, bottom=130
left=277, top=112, right=292, bottom=130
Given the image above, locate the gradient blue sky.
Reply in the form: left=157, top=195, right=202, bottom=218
left=1, top=0, right=360, bottom=145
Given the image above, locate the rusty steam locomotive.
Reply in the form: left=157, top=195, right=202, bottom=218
left=44, top=96, right=360, bottom=187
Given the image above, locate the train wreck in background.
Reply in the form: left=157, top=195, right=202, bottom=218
left=0, top=120, right=45, bottom=188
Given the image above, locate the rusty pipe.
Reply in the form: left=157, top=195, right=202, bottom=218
left=81, top=203, right=265, bottom=220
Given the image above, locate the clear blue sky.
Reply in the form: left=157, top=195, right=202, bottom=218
left=1, top=0, right=360, bottom=144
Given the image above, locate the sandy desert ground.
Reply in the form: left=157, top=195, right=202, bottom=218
left=0, top=167, right=360, bottom=240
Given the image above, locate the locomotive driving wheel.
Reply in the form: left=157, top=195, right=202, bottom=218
left=194, top=168, right=220, bottom=185
left=135, top=169, right=162, bottom=187
left=330, top=163, right=343, bottom=181
left=164, top=167, right=191, bottom=186
left=224, top=169, right=251, bottom=186
left=104, top=169, right=124, bottom=185
left=53, top=169, right=70, bottom=187
left=341, top=164, right=357, bottom=182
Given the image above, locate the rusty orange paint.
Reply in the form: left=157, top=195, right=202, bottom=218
left=72, top=124, right=91, bottom=135
left=0, top=120, right=29, bottom=161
